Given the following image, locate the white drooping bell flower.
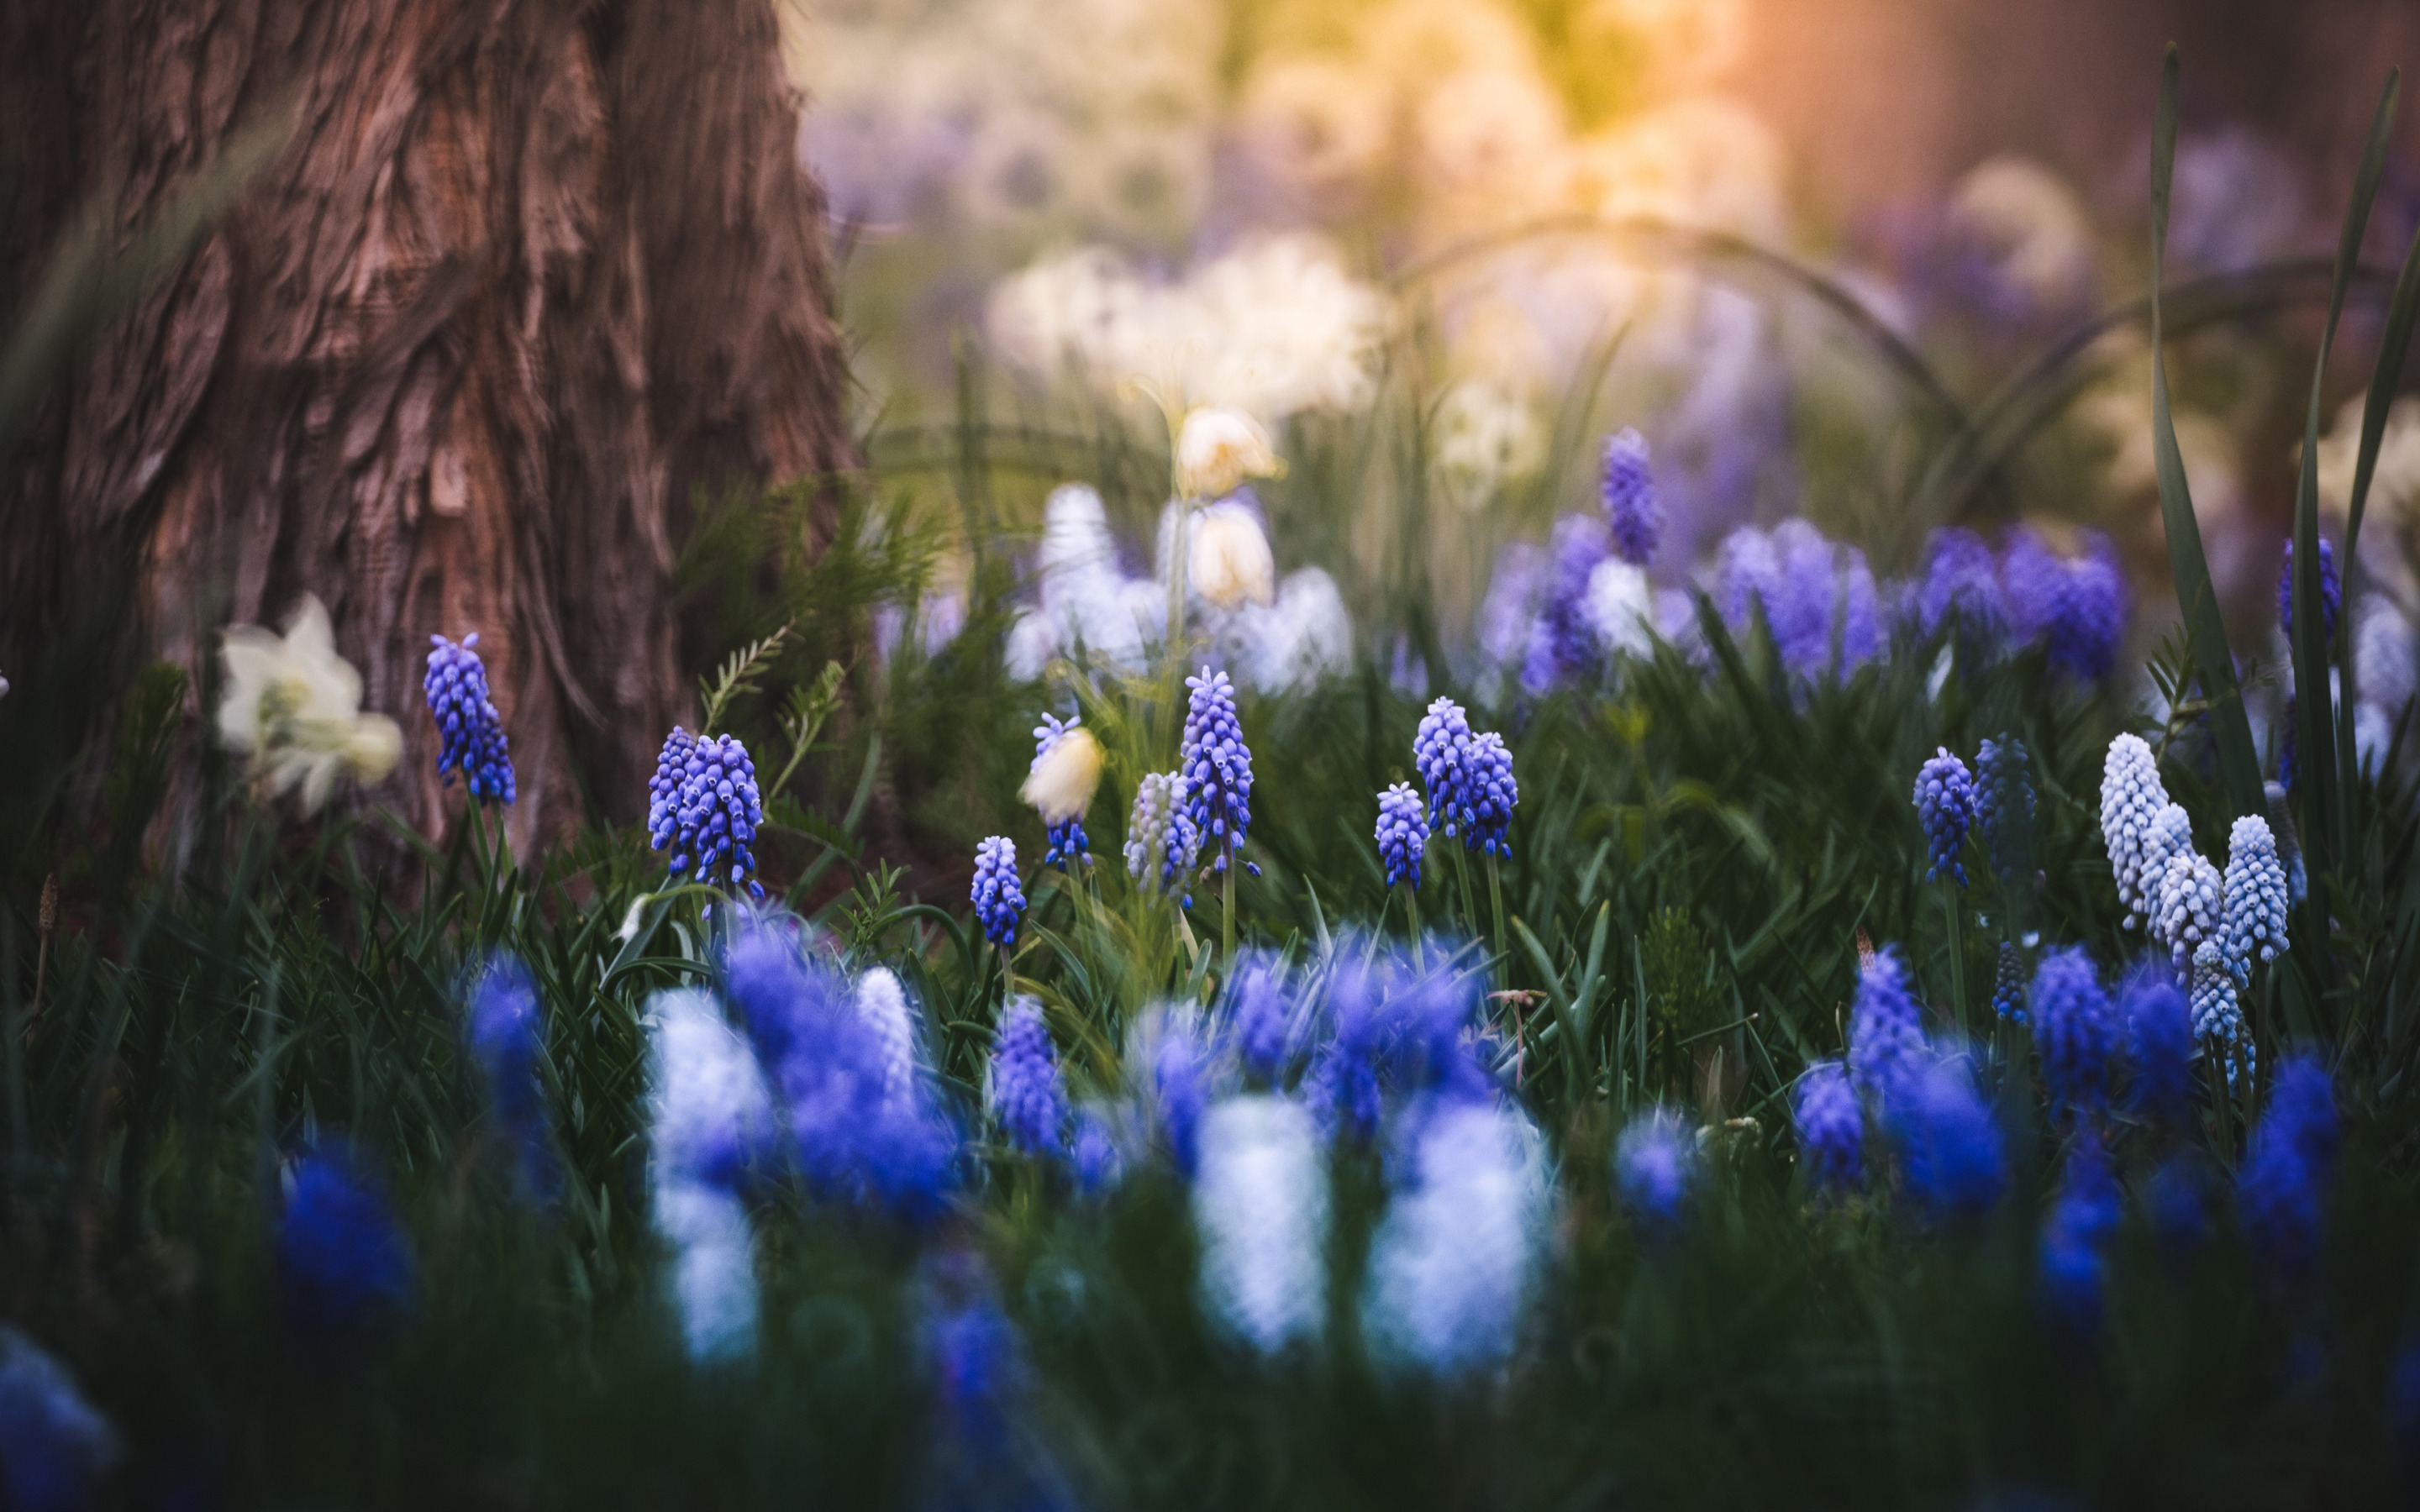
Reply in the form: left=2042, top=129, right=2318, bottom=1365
left=215, top=595, right=403, bottom=813
left=1176, top=407, right=1282, bottom=501
left=1188, top=501, right=1277, bottom=610
left=1020, top=724, right=1104, bottom=824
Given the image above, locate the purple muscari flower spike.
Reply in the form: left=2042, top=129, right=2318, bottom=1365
left=1376, top=782, right=1426, bottom=890
left=1528, top=514, right=1612, bottom=690
left=468, top=954, right=550, bottom=1185
left=424, top=633, right=516, bottom=804
left=1912, top=528, right=2009, bottom=648
left=276, top=1144, right=415, bottom=1344
left=971, top=836, right=1025, bottom=948
left=1182, top=668, right=1259, bottom=877
left=1975, top=736, right=2033, bottom=886
left=655, top=732, right=765, bottom=898
left=1414, top=697, right=1476, bottom=838
left=1887, top=1053, right=2007, bottom=1222
left=1460, top=733, right=1518, bottom=859
left=2120, top=957, right=2194, bottom=1126
left=1154, top=1026, right=1207, bottom=1180
left=1991, top=941, right=2027, bottom=1025
left=1071, top=1109, right=1122, bottom=1196
left=1228, top=953, right=1292, bottom=1084
left=2005, top=527, right=2127, bottom=681
left=1792, top=1060, right=1863, bottom=1193
left=1600, top=428, right=1663, bottom=567
left=1615, top=1112, right=1692, bottom=1237
left=1913, top=747, right=1978, bottom=885
left=1030, top=713, right=1092, bottom=870
left=2038, top=1131, right=2123, bottom=1338
left=1765, top=521, right=1839, bottom=675
left=2030, top=946, right=2116, bottom=1115
left=1849, top=945, right=1928, bottom=1104
left=2238, top=1055, right=2339, bottom=1286
left=1307, top=957, right=1386, bottom=1144
left=0, top=1327, right=119, bottom=1512
left=1715, top=527, right=1783, bottom=637
left=990, top=998, right=1066, bottom=1159
left=2277, top=537, right=2341, bottom=645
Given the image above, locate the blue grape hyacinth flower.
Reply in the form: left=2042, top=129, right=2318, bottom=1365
left=1849, top=944, right=1928, bottom=1104
left=1228, top=953, right=1292, bottom=1085
left=2121, top=957, right=2194, bottom=1126
left=468, top=953, right=550, bottom=1187
left=650, top=730, right=765, bottom=899
left=1793, top=1060, right=1863, bottom=1194
left=2277, top=537, right=2340, bottom=646
left=1975, top=735, right=2033, bottom=885
left=1417, top=699, right=1522, bottom=859
left=2031, top=946, right=2116, bottom=1116
left=990, top=997, right=1066, bottom=1159
left=424, top=633, right=515, bottom=804
left=1615, top=1112, right=1692, bottom=1237
left=2222, top=814, right=2290, bottom=983
left=1461, top=733, right=1518, bottom=859
left=971, top=836, right=1025, bottom=948
left=2004, top=526, right=2128, bottom=682
left=1028, top=713, right=1092, bottom=870
left=1912, top=528, right=2009, bottom=648
left=1913, top=746, right=1978, bottom=885
left=1124, top=771, right=1202, bottom=903
left=276, top=1145, right=414, bottom=1347
left=2039, top=1131, right=2123, bottom=1338
left=2238, top=1055, right=2339, bottom=1287
left=1528, top=514, right=1613, bottom=689
left=0, top=1327, right=119, bottom=1512
left=1376, top=782, right=1426, bottom=890
left=1991, top=941, right=2027, bottom=1025
left=1154, top=1021, right=1207, bottom=1180
left=1181, top=667, right=1259, bottom=876
left=1600, top=427, right=1662, bottom=566
left=1888, top=1053, right=2007, bottom=1223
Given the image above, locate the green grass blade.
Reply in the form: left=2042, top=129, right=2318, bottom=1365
left=2148, top=47, right=2267, bottom=818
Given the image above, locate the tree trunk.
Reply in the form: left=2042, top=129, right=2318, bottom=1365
left=0, top=0, right=855, bottom=853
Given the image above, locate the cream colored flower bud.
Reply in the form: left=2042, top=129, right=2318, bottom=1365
left=1176, top=406, right=1283, bottom=501
left=1020, top=727, right=1104, bottom=824
left=1189, top=504, right=1276, bottom=610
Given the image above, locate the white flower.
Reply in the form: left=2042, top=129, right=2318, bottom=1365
left=645, top=988, right=772, bottom=1364
left=1237, top=568, right=1355, bottom=694
left=1434, top=381, right=1546, bottom=507
left=657, top=1182, right=760, bottom=1364
left=2316, top=394, right=2420, bottom=537
left=1187, top=500, right=1276, bottom=608
left=1360, top=1099, right=1551, bottom=1376
left=1177, top=408, right=1284, bottom=503
left=1237, top=55, right=1392, bottom=193
left=1948, top=156, right=2096, bottom=308
left=1581, top=558, right=1655, bottom=661
left=215, top=595, right=402, bottom=813
left=1021, top=726, right=1104, bottom=823
left=855, top=967, right=923, bottom=1112
left=1193, top=1095, right=1329, bottom=1353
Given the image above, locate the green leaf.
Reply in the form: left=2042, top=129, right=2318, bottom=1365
left=2148, top=47, right=2268, bottom=820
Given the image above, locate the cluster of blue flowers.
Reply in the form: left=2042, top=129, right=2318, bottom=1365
left=1792, top=1061, right=1862, bottom=1193
left=1902, top=525, right=2129, bottom=680
left=468, top=954, right=550, bottom=1189
left=2031, top=947, right=2116, bottom=1116
left=1912, top=747, right=1978, bottom=885
left=2238, top=1057, right=2339, bottom=1285
left=1413, top=697, right=1518, bottom=860
left=990, top=997, right=1067, bottom=1158
left=971, top=836, right=1025, bottom=948
left=1375, top=781, right=1426, bottom=889
left=1716, top=521, right=1884, bottom=680
left=1614, top=1113, right=1691, bottom=1238
left=1600, top=428, right=1662, bottom=567
left=647, top=728, right=766, bottom=899
left=423, top=633, right=515, bottom=804
left=1181, top=668, right=1260, bottom=877
left=276, top=1144, right=415, bottom=1347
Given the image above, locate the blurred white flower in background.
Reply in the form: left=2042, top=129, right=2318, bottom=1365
left=1946, top=156, right=2098, bottom=312
left=1235, top=569, right=1355, bottom=694
left=1361, top=1099, right=1552, bottom=1375
left=1581, top=558, right=1656, bottom=660
left=215, top=595, right=402, bottom=813
left=1176, top=408, right=1285, bottom=502
left=1006, top=486, right=1160, bottom=680
left=1188, top=501, right=1278, bottom=609
left=1434, top=381, right=1547, bottom=509
left=1235, top=55, right=1394, bottom=199
left=1194, top=1095, right=1330, bottom=1354
left=2316, top=395, right=2420, bottom=598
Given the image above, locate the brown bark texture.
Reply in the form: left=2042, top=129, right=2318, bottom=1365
left=0, top=0, right=855, bottom=850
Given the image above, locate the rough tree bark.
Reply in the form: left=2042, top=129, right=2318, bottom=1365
left=0, top=0, right=855, bottom=851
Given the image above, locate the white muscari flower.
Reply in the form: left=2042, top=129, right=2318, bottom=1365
left=645, top=989, right=772, bottom=1364
left=1360, top=1099, right=1551, bottom=1377
left=2099, top=735, right=2168, bottom=928
left=2156, top=849, right=2224, bottom=973
left=1581, top=558, right=1655, bottom=662
left=1193, top=1095, right=1329, bottom=1353
left=2354, top=594, right=2417, bottom=715
left=855, top=967, right=923, bottom=1112
left=656, top=1182, right=760, bottom=1364
left=2135, top=804, right=2193, bottom=937
left=216, top=595, right=403, bottom=813
left=2222, top=815, right=2290, bottom=981
left=1238, top=568, right=1355, bottom=695
left=1187, top=501, right=1276, bottom=608
left=2189, top=939, right=2250, bottom=1088
left=1021, top=726, right=1104, bottom=824
left=1124, top=770, right=1201, bottom=896
left=1176, top=408, right=1283, bottom=502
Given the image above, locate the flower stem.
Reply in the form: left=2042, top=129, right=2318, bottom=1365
left=1941, top=885, right=1968, bottom=1041
left=1486, top=854, right=1509, bottom=974
left=1404, top=884, right=1426, bottom=972
left=1220, top=845, right=1236, bottom=967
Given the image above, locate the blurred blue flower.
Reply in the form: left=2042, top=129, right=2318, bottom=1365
left=1887, top=1053, right=2007, bottom=1222
left=1600, top=428, right=1663, bottom=567
left=1124, top=771, right=1201, bottom=903
left=2038, top=1132, right=2123, bottom=1338
left=1991, top=942, right=2027, bottom=1025
left=2121, top=957, right=2194, bottom=1126
left=1307, top=955, right=1387, bottom=1144
left=2031, top=946, right=2115, bottom=1115
left=1912, top=528, right=2008, bottom=648
left=971, top=835, right=1026, bottom=948
left=2003, top=527, right=2127, bottom=682
left=467, top=953, right=550, bottom=1187
left=650, top=731, right=765, bottom=898
left=926, top=1277, right=1026, bottom=1456
left=1914, top=747, right=1978, bottom=885
left=1182, top=667, right=1257, bottom=876
left=1071, top=1108, right=1123, bottom=1197
left=1154, top=1022, right=1207, bottom=1180
left=2149, top=1152, right=2209, bottom=1263
left=1376, top=781, right=1426, bottom=890
left=1975, top=736, right=2033, bottom=885
left=2277, top=537, right=2340, bottom=646
left=1849, top=944, right=1928, bottom=1104
left=1362, top=1098, right=1549, bottom=1376
left=2222, top=815, right=2290, bottom=981
left=1228, top=953, right=1293, bottom=1085
left=276, top=1144, right=414, bottom=1344
left=1615, top=1112, right=1692, bottom=1237
left=0, top=1328, right=118, bottom=1512
left=1793, top=1060, right=1863, bottom=1194
left=991, top=997, right=1066, bottom=1159
left=1527, top=513, right=1612, bottom=690
left=2238, top=1054, right=2338, bottom=1286
left=423, top=633, right=515, bottom=804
